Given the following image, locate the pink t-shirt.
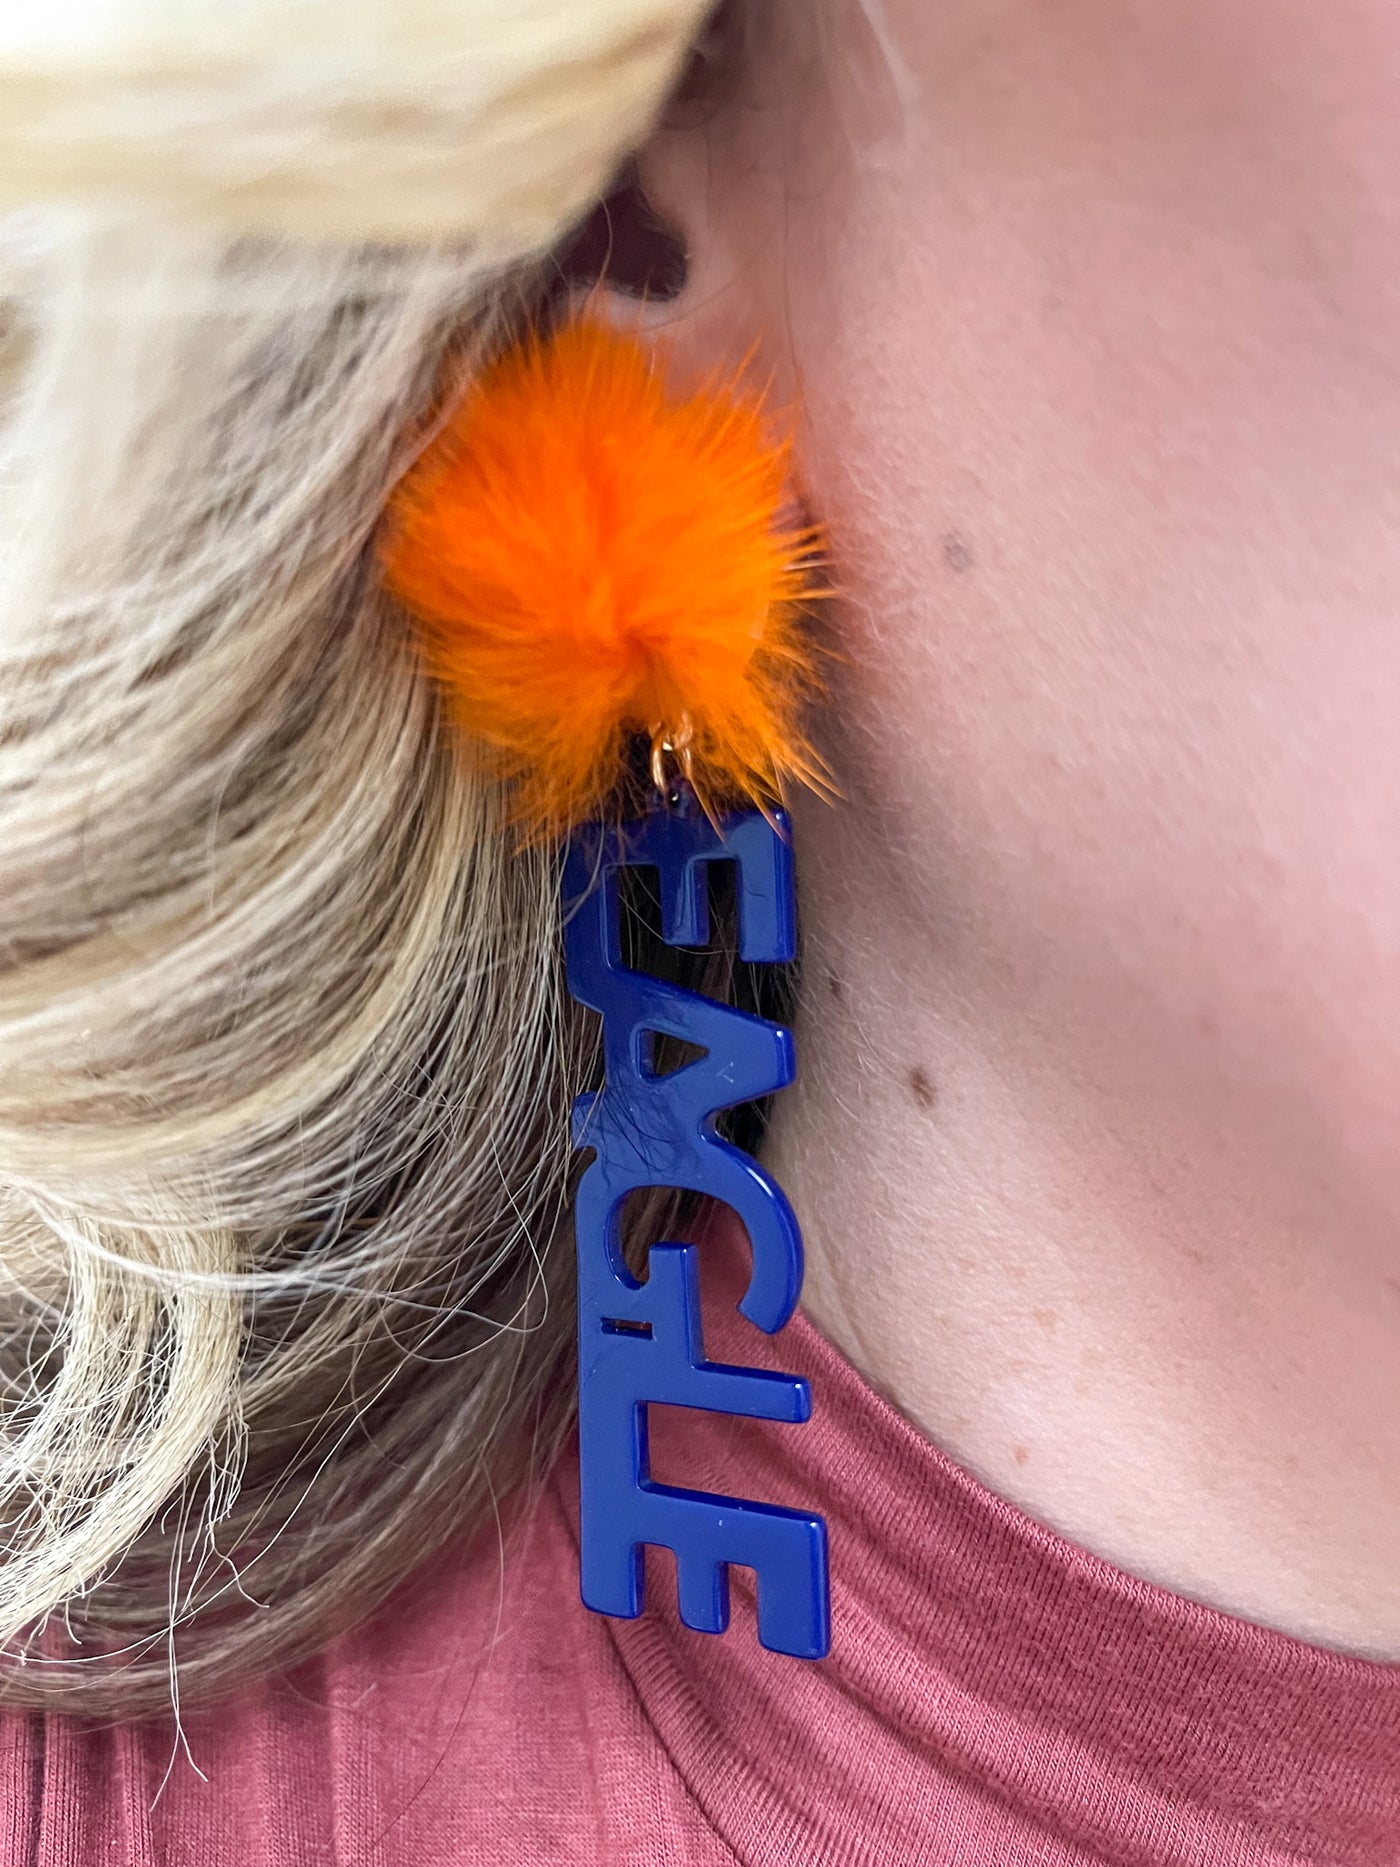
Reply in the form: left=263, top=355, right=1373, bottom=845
left=6, top=1213, right=1400, bottom=1865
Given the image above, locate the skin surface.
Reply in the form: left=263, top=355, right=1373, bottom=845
left=609, top=0, right=1400, bottom=1656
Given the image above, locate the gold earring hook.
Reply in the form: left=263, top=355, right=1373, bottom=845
left=649, top=714, right=696, bottom=797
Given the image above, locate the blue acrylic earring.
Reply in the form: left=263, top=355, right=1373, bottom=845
left=375, top=311, right=831, bottom=1658
left=563, top=789, right=830, bottom=1661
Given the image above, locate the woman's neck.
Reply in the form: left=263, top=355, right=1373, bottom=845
left=767, top=797, right=1400, bottom=1662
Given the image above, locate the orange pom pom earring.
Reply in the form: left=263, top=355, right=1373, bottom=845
left=378, top=312, right=834, bottom=1664
left=377, top=314, right=825, bottom=834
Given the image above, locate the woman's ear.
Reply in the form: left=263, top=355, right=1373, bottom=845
left=551, top=31, right=780, bottom=402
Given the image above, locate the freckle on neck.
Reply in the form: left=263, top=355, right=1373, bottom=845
left=907, top=1066, right=937, bottom=1113
left=942, top=531, right=976, bottom=574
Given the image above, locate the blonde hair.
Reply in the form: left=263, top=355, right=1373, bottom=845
left=0, top=0, right=711, bottom=1716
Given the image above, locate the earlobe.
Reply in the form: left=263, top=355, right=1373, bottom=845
left=540, top=12, right=751, bottom=342
left=566, top=139, right=774, bottom=416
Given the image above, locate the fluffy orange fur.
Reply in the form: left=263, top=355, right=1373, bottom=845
left=377, top=316, right=823, bottom=835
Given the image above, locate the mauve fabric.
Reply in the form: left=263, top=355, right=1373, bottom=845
left=5, top=1211, right=1400, bottom=1866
